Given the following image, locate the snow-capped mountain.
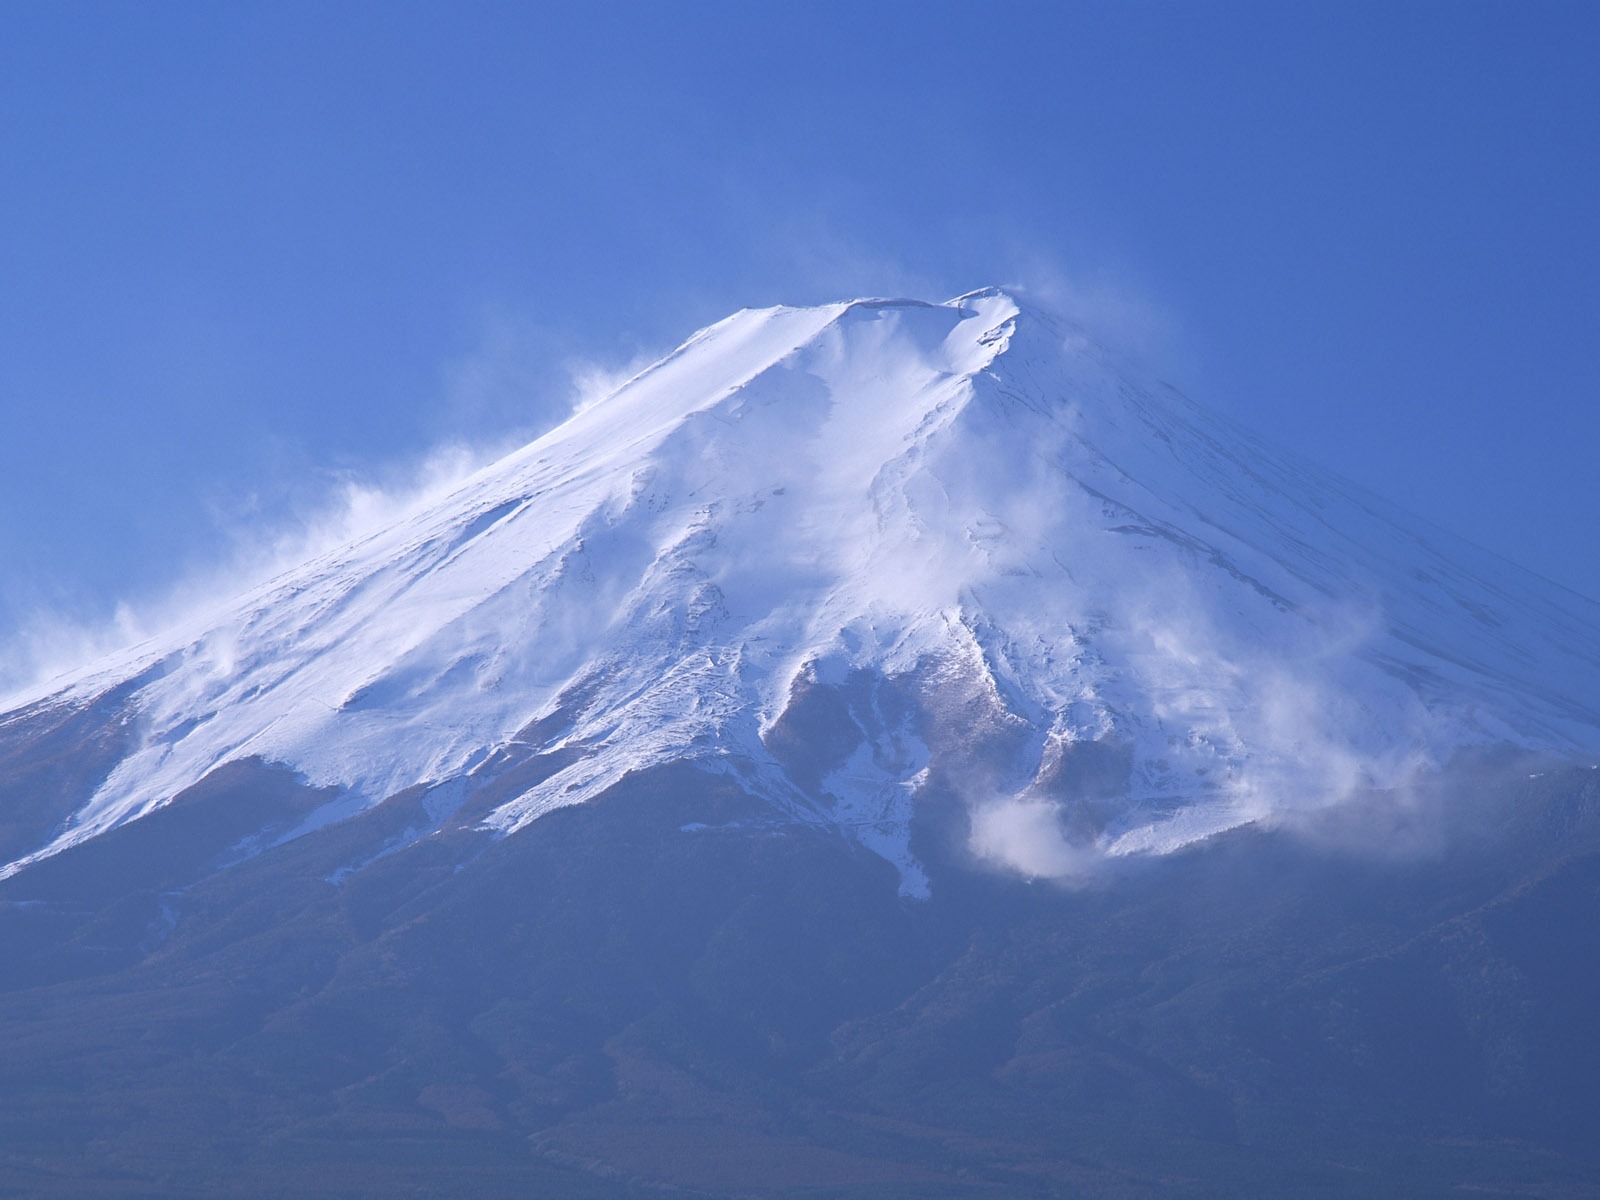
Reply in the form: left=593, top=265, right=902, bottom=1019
left=5, top=288, right=1599, bottom=893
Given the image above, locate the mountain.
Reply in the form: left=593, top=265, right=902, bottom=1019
left=2, top=290, right=1600, bottom=1198
left=3, top=289, right=1598, bottom=892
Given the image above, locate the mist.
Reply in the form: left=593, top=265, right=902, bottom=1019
left=0, top=331, right=663, bottom=706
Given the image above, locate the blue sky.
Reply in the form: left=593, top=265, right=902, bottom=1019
left=3, top=0, right=1598, bottom=670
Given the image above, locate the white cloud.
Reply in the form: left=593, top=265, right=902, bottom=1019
left=969, top=797, right=1099, bottom=882
left=567, top=349, right=661, bottom=415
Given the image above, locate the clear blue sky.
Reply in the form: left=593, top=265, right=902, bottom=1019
left=3, top=0, right=1598, bottom=663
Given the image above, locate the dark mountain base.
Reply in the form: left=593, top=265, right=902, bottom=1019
left=2, top=762, right=1600, bottom=1197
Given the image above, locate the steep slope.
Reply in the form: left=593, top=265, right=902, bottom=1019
left=3, top=289, right=1599, bottom=894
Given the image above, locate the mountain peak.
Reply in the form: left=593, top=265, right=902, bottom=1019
left=3, top=292, right=1598, bottom=892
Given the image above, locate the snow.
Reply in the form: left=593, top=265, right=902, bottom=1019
left=4, top=289, right=1600, bottom=889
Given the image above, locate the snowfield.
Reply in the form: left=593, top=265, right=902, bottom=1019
left=5, top=289, right=1600, bottom=892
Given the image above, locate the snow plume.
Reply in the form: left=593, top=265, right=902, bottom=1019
left=1268, top=744, right=1554, bottom=863
left=441, top=302, right=670, bottom=422
left=0, top=598, right=149, bottom=708
left=567, top=348, right=665, bottom=415
left=0, top=440, right=489, bottom=706
left=854, top=348, right=1471, bottom=883
left=970, top=797, right=1100, bottom=882
left=248, top=443, right=491, bottom=566
left=761, top=214, right=957, bottom=309
left=441, top=306, right=620, bottom=442
left=0, top=306, right=667, bottom=708
left=960, top=553, right=1449, bottom=881
left=1010, top=271, right=1186, bottom=377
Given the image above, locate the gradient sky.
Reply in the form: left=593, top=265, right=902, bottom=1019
left=3, top=0, right=1598, bottom=673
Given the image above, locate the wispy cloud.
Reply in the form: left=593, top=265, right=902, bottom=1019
left=0, top=307, right=669, bottom=704
left=440, top=305, right=593, bottom=441
left=0, top=441, right=489, bottom=703
left=996, top=255, right=1193, bottom=382
left=970, top=796, right=1100, bottom=881
left=567, top=348, right=664, bottom=415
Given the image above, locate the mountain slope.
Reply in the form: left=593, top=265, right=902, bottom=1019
left=2, top=756, right=1600, bottom=1198
left=5, top=290, right=1600, bottom=1197
left=3, top=289, right=1599, bottom=894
